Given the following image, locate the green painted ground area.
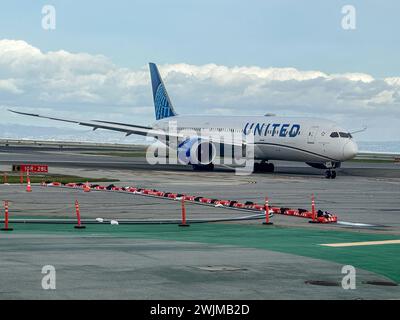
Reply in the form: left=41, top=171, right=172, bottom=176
left=3, top=222, right=400, bottom=283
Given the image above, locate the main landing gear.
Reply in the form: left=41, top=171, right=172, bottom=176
left=325, top=169, right=337, bottom=179
left=192, top=163, right=215, bottom=171
left=254, top=161, right=275, bottom=173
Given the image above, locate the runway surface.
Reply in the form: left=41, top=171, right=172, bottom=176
left=1, top=147, right=400, bottom=178
left=0, top=148, right=399, bottom=299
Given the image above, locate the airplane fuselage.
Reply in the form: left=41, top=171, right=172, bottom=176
left=154, top=115, right=358, bottom=165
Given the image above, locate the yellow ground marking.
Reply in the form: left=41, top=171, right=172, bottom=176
left=320, top=240, right=400, bottom=247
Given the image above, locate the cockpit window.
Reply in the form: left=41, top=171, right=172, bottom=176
left=330, top=131, right=352, bottom=138
left=339, top=132, right=351, bottom=138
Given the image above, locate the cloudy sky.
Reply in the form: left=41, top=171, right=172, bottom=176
left=0, top=0, right=399, bottom=143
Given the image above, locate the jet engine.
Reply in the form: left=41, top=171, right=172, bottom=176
left=177, top=137, right=216, bottom=166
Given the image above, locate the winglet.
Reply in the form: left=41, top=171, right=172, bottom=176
left=8, top=109, right=40, bottom=117
left=350, top=126, right=367, bottom=134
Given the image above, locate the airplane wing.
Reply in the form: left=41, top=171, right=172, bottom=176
left=8, top=109, right=172, bottom=138
left=8, top=109, right=245, bottom=146
left=9, top=64, right=246, bottom=147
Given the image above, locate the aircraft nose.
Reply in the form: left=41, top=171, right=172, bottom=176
left=343, top=140, right=358, bottom=160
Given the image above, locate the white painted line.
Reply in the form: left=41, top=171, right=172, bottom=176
left=337, top=221, right=378, bottom=227
left=320, top=240, right=400, bottom=247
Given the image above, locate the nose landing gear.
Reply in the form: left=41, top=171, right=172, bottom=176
left=325, top=170, right=337, bottom=179
left=306, top=161, right=340, bottom=179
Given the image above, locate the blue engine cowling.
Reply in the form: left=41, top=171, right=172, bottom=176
left=178, top=137, right=216, bottom=165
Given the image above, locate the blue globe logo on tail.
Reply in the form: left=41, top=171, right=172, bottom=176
left=154, top=83, right=175, bottom=120
left=149, top=63, right=177, bottom=120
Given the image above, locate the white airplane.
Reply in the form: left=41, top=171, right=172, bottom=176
left=9, top=63, right=358, bottom=179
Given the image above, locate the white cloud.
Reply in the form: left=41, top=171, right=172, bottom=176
left=0, top=39, right=399, bottom=141
left=0, top=79, right=22, bottom=94
left=385, top=77, right=400, bottom=87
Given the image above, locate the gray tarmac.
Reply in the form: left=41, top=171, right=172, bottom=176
left=1, top=148, right=399, bottom=230
left=2, top=234, right=399, bottom=300
left=0, top=148, right=399, bottom=299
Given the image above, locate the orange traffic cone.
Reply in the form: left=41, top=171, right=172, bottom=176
left=1, top=200, right=13, bottom=231
left=26, top=171, right=32, bottom=192
left=74, top=200, right=86, bottom=229
left=178, top=196, right=190, bottom=227
left=83, top=181, right=91, bottom=192
left=309, top=194, right=317, bottom=224
left=262, top=195, right=273, bottom=225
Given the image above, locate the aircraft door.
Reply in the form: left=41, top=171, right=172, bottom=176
left=307, top=126, right=319, bottom=144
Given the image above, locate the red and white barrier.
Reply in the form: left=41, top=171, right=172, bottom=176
left=41, top=182, right=338, bottom=224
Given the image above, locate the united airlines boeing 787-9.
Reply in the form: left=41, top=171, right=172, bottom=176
left=10, top=63, right=359, bottom=179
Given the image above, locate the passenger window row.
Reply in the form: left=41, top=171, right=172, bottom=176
left=178, top=127, right=242, bottom=133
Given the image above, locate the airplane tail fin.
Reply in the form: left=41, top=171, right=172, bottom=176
left=149, top=63, right=177, bottom=120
